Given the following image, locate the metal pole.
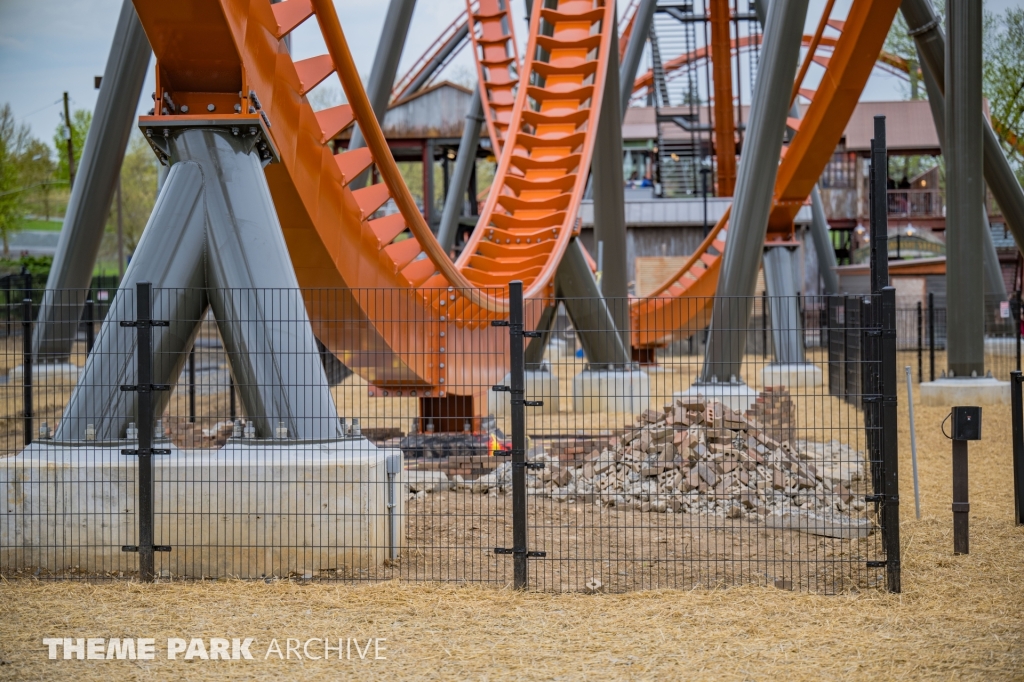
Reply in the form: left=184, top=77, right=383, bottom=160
left=810, top=186, right=840, bottom=295
left=84, top=296, right=95, bottom=354
left=437, top=93, right=483, bottom=254
left=509, top=281, right=527, bottom=589
left=902, top=0, right=1024, bottom=257
left=917, top=300, right=923, bottom=382
left=62, top=92, right=76, bottom=189
left=880, top=287, right=901, bottom=591
left=136, top=281, right=156, bottom=581
left=592, top=35, right=630, bottom=349
left=1017, top=290, right=1022, bottom=372
left=916, top=42, right=1006, bottom=301
left=619, top=0, right=658, bottom=114
left=869, top=116, right=889, bottom=295
left=945, top=0, right=984, bottom=378
left=905, top=366, right=921, bottom=519
left=22, top=299, right=33, bottom=447
left=762, top=289, right=768, bottom=360
left=36, top=0, right=151, bottom=362
left=346, top=0, right=418, bottom=189
left=928, top=292, right=935, bottom=382
left=701, top=0, right=810, bottom=382
left=952, top=437, right=970, bottom=555
left=403, top=24, right=469, bottom=98
left=701, top=168, right=709, bottom=236
left=188, top=345, right=196, bottom=423
left=229, top=374, right=237, bottom=420
left=1011, top=371, right=1024, bottom=525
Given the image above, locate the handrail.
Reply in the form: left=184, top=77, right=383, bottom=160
left=311, top=0, right=509, bottom=312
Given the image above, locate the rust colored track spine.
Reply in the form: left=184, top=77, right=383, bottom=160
left=708, top=0, right=737, bottom=197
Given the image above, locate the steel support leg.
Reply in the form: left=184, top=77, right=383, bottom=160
left=903, top=0, right=1024, bottom=257
left=347, top=0, right=417, bottom=189
left=945, top=0, right=984, bottom=377
left=57, top=129, right=340, bottom=441
left=619, top=0, right=658, bottom=114
left=591, top=38, right=630, bottom=350
left=810, top=186, right=840, bottom=295
left=437, top=93, right=484, bottom=253
left=701, top=0, right=809, bottom=382
left=917, top=44, right=1006, bottom=302
left=34, top=0, right=151, bottom=361
left=763, top=246, right=805, bottom=364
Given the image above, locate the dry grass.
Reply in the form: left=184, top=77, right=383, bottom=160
left=1, top=385, right=1022, bottom=680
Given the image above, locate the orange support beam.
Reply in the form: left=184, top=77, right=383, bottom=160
left=708, top=0, right=736, bottom=196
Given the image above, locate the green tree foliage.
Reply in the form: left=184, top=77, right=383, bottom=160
left=52, top=108, right=92, bottom=183
left=984, top=7, right=1024, bottom=182
left=0, top=104, right=34, bottom=256
left=99, top=131, right=159, bottom=268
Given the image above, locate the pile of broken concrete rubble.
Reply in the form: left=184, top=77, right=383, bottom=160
left=408, top=390, right=875, bottom=539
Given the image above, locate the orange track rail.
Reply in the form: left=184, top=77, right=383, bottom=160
left=134, top=0, right=617, bottom=396
left=465, top=0, right=521, bottom=158
left=630, top=0, right=901, bottom=351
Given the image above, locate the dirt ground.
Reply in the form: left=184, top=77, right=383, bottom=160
left=2, top=384, right=1022, bottom=680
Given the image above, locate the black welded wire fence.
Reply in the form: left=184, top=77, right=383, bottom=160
left=0, top=283, right=900, bottom=594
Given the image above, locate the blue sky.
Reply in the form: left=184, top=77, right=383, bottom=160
left=1, top=0, right=1020, bottom=146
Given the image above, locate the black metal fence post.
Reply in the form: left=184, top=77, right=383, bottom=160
left=1016, top=290, right=1022, bottom=373
left=22, top=298, right=32, bottom=446
left=916, top=300, right=923, bottom=383
left=762, top=290, right=768, bottom=359
left=188, top=346, right=196, bottom=423
left=84, top=296, right=95, bottom=353
left=229, top=375, right=237, bottom=420
left=928, top=292, right=935, bottom=382
left=1011, top=371, right=1024, bottom=526
left=952, top=436, right=970, bottom=555
left=120, top=282, right=171, bottom=582
left=879, top=286, right=901, bottom=592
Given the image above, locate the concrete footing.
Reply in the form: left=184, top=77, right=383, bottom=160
left=674, top=380, right=758, bottom=412
left=488, top=366, right=561, bottom=415
left=573, top=368, right=649, bottom=414
left=7, top=362, right=81, bottom=384
left=760, top=363, right=823, bottom=389
left=1, top=439, right=404, bottom=578
left=919, top=377, right=1011, bottom=406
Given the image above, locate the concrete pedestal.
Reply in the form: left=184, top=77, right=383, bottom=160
left=674, top=380, right=758, bottom=412
left=919, top=377, right=1011, bottom=406
left=488, top=366, right=561, bottom=415
left=760, top=363, right=823, bottom=389
left=573, top=368, right=649, bottom=414
left=8, top=362, right=81, bottom=384
left=0, top=439, right=404, bottom=578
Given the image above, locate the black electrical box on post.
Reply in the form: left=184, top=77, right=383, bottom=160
left=952, top=406, right=981, bottom=441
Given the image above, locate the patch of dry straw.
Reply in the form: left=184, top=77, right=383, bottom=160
left=1, top=390, right=1022, bottom=680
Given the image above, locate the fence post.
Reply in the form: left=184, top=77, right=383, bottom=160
left=1011, top=371, right=1024, bottom=526
left=84, top=296, right=95, bottom=354
left=119, top=281, right=171, bottom=582
left=762, top=290, right=768, bottom=360
left=1016, top=290, right=1022, bottom=373
left=916, top=301, right=923, bottom=383
left=22, top=298, right=32, bottom=447
left=928, top=292, right=935, bottom=382
left=229, top=375, right=237, bottom=419
left=879, top=286, right=901, bottom=592
left=188, top=346, right=196, bottom=423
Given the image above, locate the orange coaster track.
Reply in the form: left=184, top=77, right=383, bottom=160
left=133, top=0, right=617, bottom=398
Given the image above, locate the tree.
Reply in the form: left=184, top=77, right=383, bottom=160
left=18, top=138, right=56, bottom=220
left=984, top=8, right=1024, bottom=183
left=883, top=11, right=923, bottom=101
left=0, top=103, right=33, bottom=256
left=52, top=108, right=91, bottom=183
left=97, top=131, right=159, bottom=269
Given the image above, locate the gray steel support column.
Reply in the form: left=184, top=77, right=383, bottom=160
left=649, top=28, right=671, bottom=107
left=555, top=240, right=631, bottom=367
left=591, top=34, right=630, bottom=349
left=918, top=44, right=1006, bottom=301
left=619, top=0, right=658, bottom=114
left=902, top=0, right=1024, bottom=254
left=55, top=162, right=209, bottom=442
left=945, top=0, right=984, bottom=377
left=57, top=129, right=340, bottom=441
left=171, top=129, right=341, bottom=439
left=437, top=92, right=484, bottom=253
left=347, top=0, right=417, bottom=190
left=701, top=0, right=809, bottom=382
left=810, top=186, right=840, bottom=294
left=34, top=0, right=151, bottom=361
left=763, top=247, right=803, bottom=363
